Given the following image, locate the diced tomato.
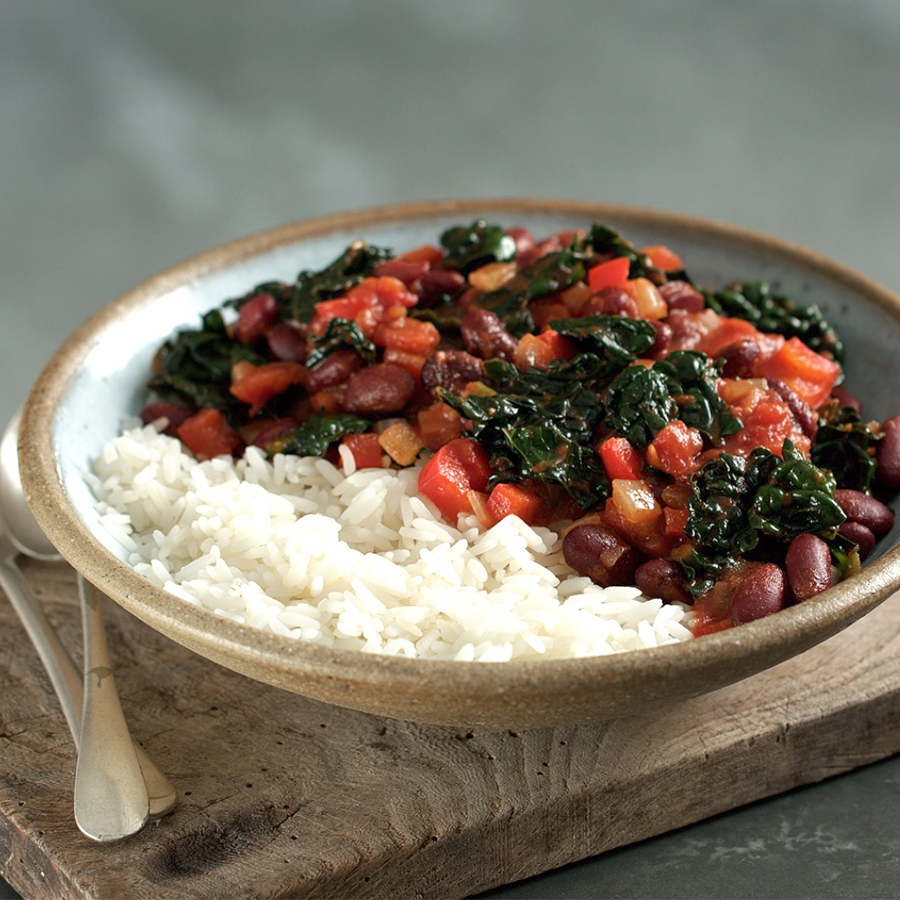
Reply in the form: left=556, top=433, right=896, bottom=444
left=373, top=316, right=441, bottom=355
left=598, top=436, right=643, bottom=481
left=698, top=317, right=764, bottom=358
left=309, top=388, right=344, bottom=413
left=383, top=347, right=427, bottom=381
left=663, top=507, right=690, bottom=537
left=417, top=402, right=463, bottom=451
left=692, top=614, right=733, bottom=637
left=418, top=438, right=492, bottom=522
left=486, top=482, right=545, bottom=525
left=512, top=333, right=555, bottom=370
left=719, top=392, right=809, bottom=457
left=399, top=244, right=443, bottom=264
left=646, top=421, right=704, bottom=477
left=340, top=433, right=383, bottom=469
left=177, top=408, right=243, bottom=460
left=229, top=361, right=306, bottom=415
left=754, top=337, right=841, bottom=409
left=535, top=328, right=578, bottom=361
left=587, top=256, right=631, bottom=292
left=624, top=278, right=668, bottom=320
left=309, top=276, right=417, bottom=336
left=641, top=244, right=683, bottom=272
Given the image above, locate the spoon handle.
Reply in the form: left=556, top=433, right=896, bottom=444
left=75, top=577, right=150, bottom=841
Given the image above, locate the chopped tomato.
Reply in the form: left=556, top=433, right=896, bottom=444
left=373, top=316, right=441, bottom=355
left=646, top=421, right=704, bottom=477
left=719, top=390, right=810, bottom=457
left=399, top=244, right=443, bottom=264
left=624, top=277, right=668, bottom=319
left=755, top=337, right=841, bottom=409
left=663, top=507, right=690, bottom=537
left=309, top=388, right=344, bottom=413
left=587, top=256, right=630, bottom=292
left=692, top=614, right=733, bottom=637
left=535, top=328, right=578, bottom=361
left=417, top=402, right=463, bottom=451
left=418, top=438, right=492, bottom=521
left=177, top=408, right=242, bottom=460
left=486, top=482, right=545, bottom=525
left=310, top=276, right=416, bottom=336
left=513, top=333, right=555, bottom=370
left=598, top=436, right=643, bottom=481
left=383, top=347, right=428, bottom=380
left=229, top=361, right=306, bottom=415
left=641, top=244, right=683, bottom=272
left=341, top=433, right=384, bottom=469
left=698, top=316, right=764, bottom=358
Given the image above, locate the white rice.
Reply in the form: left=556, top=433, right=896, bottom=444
left=87, top=422, right=694, bottom=661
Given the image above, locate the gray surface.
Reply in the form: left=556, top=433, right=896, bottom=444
left=1, top=1, right=900, bottom=897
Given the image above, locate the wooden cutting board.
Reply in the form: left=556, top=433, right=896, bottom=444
left=2, top=559, right=900, bottom=900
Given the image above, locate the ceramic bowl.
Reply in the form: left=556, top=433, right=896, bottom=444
left=18, top=199, right=900, bottom=729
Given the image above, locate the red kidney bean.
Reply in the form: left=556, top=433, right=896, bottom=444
left=252, top=417, right=301, bottom=448
left=582, top=287, right=639, bottom=319
left=140, top=402, right=193, bottom=437
left=506, top=226, right=535, bottom=257
left=665, top=309, right=703, bottom=351
left=731, top=563, right=786, bottom=624
left=634, top=559, right=690, bottom=604
left=832, top=385, right=863, bottom=414
left=838, top=521, right=876, bottom=560
left=418, top=269, right=466, bottom=307
left=877, top=416, right=900, bottom=489
left=766, top=377, right=817, bottom=439
left=341, top=363, right=416, bottom=416
left=235, top=293, right=278, bottom=344
left=647, top=321, right=673, bottom=358
left=306, top=348, right=364, bottom=393
left=421, top=350, right=485, bottom=396
left=658, top=280, right=705, bottom=313
left=460, top=309, right=518, bottom=361
left=562, top=524, right=639, bottom=588
left=785, top=534, right=833, bottom=601
left=372, top=258, right=430, bottom=287
left=266, top=322, right=307, bottom=362
left=834, top=489, right=894, bottom=536
left=719, top=339, right=762, bottom=378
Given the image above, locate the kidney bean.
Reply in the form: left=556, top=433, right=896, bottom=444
left=832, top=385, right=863, bottom=414
left=834, top=488, right=894, bottom=536
left=372, top=258, right=430, bottom=287
left=647, top=320, right=673, bottom=358
left=766, top=377, right=817, bottom=438
left=306, top=348, right=364, bottom=393
left=719, top=339, right=762, bottom=378
left=506, top=226, right=535, bottom=257
left=634, top=559, right=690, bottom=604
left=418, top=269, right=466, bottom=308
left=877, top=416, right=900, bottom=489
left=140, top=402, right=193, bottom=437
left=658, top=280, right=705, bottom=313
left=838, top=520, right=876, bottom=560
left=421, top=350, right=485, bottom=396
left=235, top=293, right=278, bottom=344
left=562, top=524, right=639, bottom=588
left=460, top=309, right=518, bottom=361
left=341, top=363, right=416, bottom=416
left=731, top=563, right=786, bottom=624
left=665, top=309, right=703, bottom=351
left=266, top=322, right=307, bottom=362
left=785, top=534, right=833, bottom=601
left=582, top=287, right=639, bottom=319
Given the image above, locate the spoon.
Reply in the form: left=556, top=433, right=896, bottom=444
left=0, top=409, right=177, bottom=833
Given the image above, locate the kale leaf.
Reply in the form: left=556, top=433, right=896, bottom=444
left=478, top=243, right=589, bottom=336
left=584, top=223, right=689, bottom=283
left=810, top=402, right=883, bottom=493
left=549, top=315, right=657, bottom=377
left=148, top=309, right=266, bottom=417
left=264, top=413, right=370, bottom=457
left=305, top=317, right=376, bottom=369
left=439, top=220, right=517, bottom=274
left=438, top=355, right=609, bottom=508
left=681, top=440, right=847, bottom=594
left=705, top=281, right=844, bottom=363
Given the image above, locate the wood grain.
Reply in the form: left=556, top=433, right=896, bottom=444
left=2, top=559, right=900, bottom=899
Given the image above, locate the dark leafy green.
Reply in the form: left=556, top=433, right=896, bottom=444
left=549, top=315, right=657, bottom=377
left=264, top=413, right=370, bottom=457
left=681, top=440, right=847, bottom=594
left=705, top=281, right=844, bottom=363
left=584, top=223, right=688, bottom=283
left=439, top=221, right=516, bottom=274
left=305, top=318, right=376, bottom=369
left=811, top=403, right=882, bottom=493
left=148, top=310, right=266, bottom=417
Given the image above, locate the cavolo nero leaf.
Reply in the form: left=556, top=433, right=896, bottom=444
left=549, top=315, right=657, bottom=377
left=810, top=402, right=882, bottom=493
left=305, top=317, right=376, bottom=369
left=264, top=413, right=370, bottom=457
left=439, top=220, right=517, bottom=274
left=705, top=281, right=844, bottom=363
left=584, top=223, right=689, bottom=283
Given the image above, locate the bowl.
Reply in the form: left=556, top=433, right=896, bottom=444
left=18, top=199, right=900, bottom=729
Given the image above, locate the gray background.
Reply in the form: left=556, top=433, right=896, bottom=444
left=2, top=1, right=900, bottom=897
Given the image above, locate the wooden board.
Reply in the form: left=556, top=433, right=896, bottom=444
left=2, top=559, right=900, bottom=900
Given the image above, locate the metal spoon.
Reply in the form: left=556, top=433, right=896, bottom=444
left=0, top=410, right=176, bottom=834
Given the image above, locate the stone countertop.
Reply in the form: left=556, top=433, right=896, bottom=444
left=2, top=1, right=899, bottom=897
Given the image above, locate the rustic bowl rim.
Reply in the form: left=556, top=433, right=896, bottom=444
left=18, top=198, right=900, bottom=728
